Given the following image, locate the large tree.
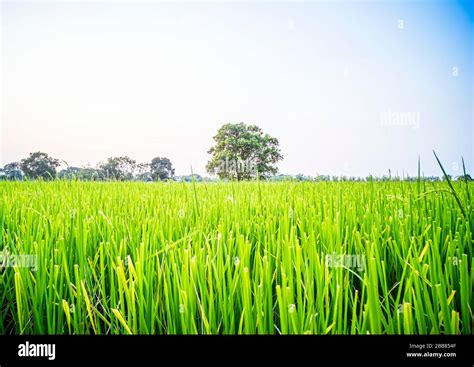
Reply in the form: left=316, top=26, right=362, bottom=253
left=150, top=157, right=175, bottom=181
left=206, top=123, right=283, bottom=180
left=20, top=152, right=60, bottom=180
left=98, top=156, right=137, bottom=181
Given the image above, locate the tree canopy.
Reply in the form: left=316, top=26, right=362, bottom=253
left=20, top=152, right=60, bottom=180
left=1, top=162, right=23, bottom=180
left=206, top=123, right=283, bottom=180
left=150, top=157, right=175, bottom=181
left=98, top=156, right=138, bottom=181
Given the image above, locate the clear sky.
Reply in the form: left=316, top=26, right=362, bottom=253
left=1, top=0, right=473, bottom=177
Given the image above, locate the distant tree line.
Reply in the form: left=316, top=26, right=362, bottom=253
left=1, top=151, right=470, bottom=182
left=0, top=123, right=471, bottom=182
left=0, top=152, right=176, bottom=181
left=269, top=174, right=472, bottom=182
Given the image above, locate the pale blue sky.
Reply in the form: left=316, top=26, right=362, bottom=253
left=1, top=0, right=473, bottom=177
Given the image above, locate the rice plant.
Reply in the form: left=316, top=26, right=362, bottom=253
left=0, top=179, right=472, bottom=334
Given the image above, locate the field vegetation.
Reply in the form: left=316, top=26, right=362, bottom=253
left=1, top=179, right=472, bottom=334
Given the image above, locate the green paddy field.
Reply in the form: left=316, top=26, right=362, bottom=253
left=0, top=180, right=472, bottom=334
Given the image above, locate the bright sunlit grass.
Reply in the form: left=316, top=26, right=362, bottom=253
left=0, top=180, right=472, bottom=334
